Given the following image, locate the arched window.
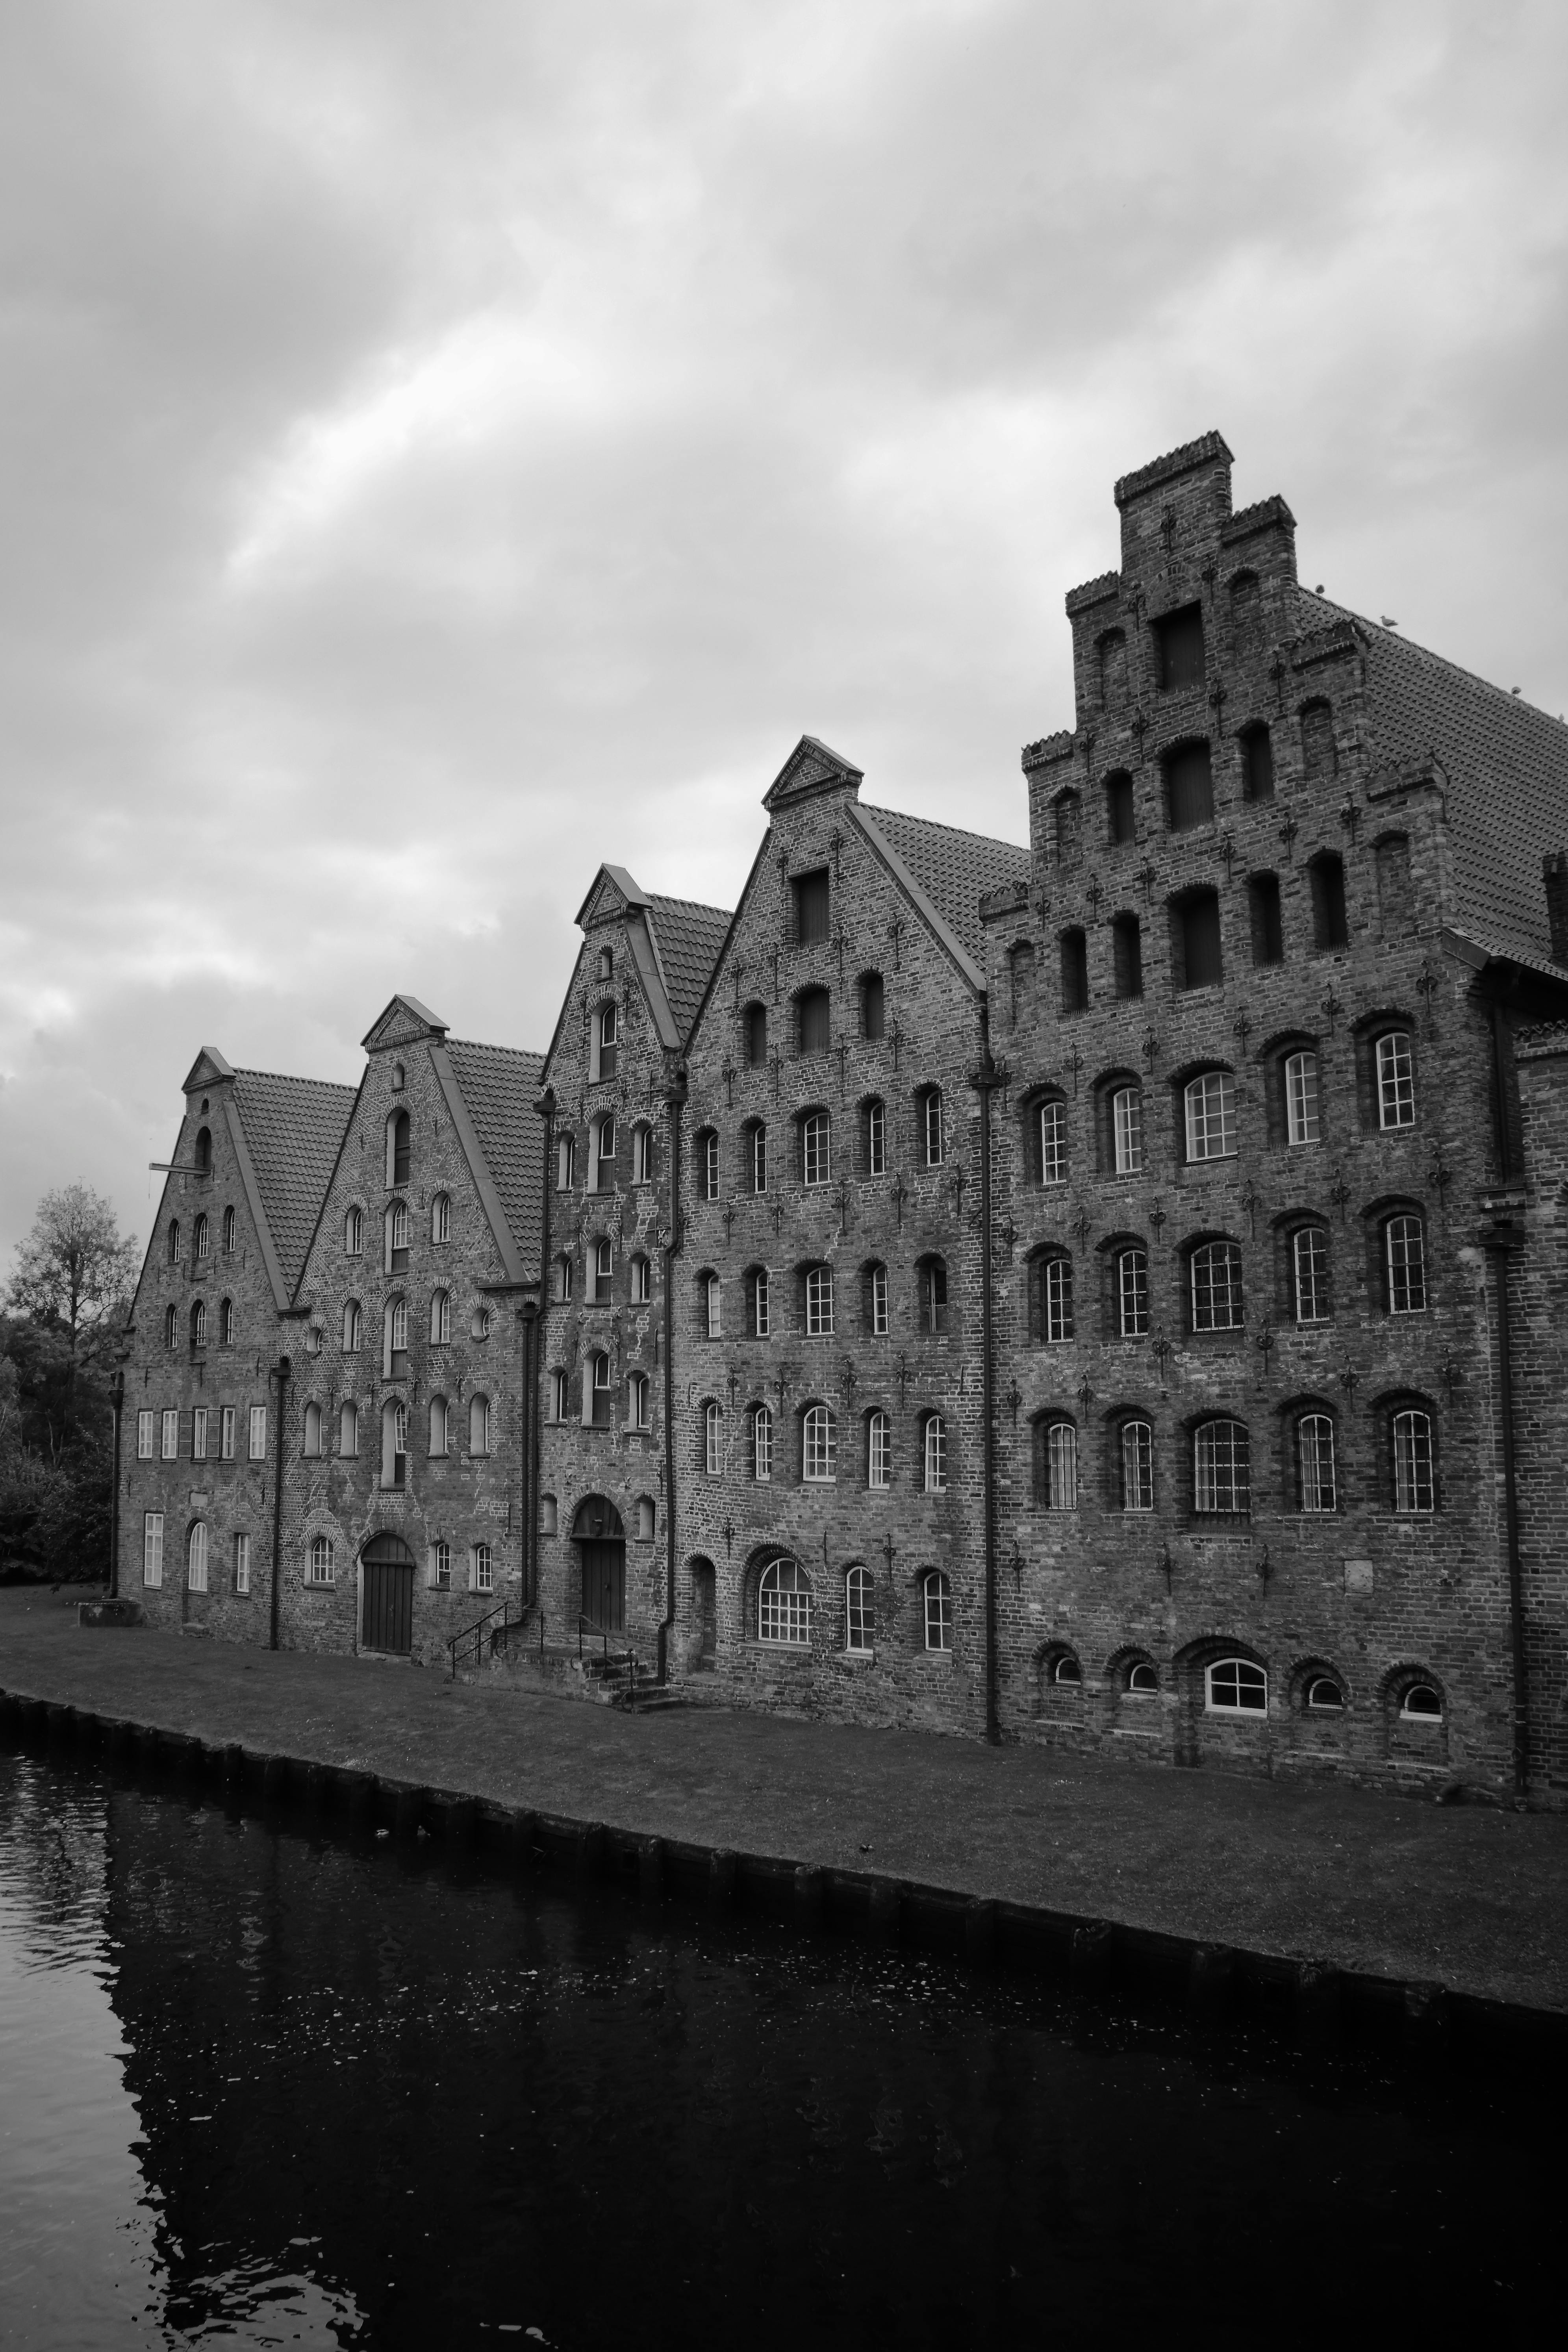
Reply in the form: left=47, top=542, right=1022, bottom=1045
left=191, top=1300, right=208, bottom=1349
left=744, top=1003, right=767, bottom=1065
left=1297, top=1413, right=1336, bottom=1511
left=182, top=1520, right=207, bottom=1592
left=1034, top=1097, right=1067, bottom=1185
left=1305, top=1675, right=1344, bottom=1712
left=630, top=1254, right=651, bottom=1305
left=219, top=1298, right=235, bottom=1347
left=597, top=945, right=614, bottom=982
left=1173, top=887, right=1223, bottom=988
left=593, top=1238, right=613, bottom=1303
left=704, top=1273, right=723, bottom=1338
left=746, top=1266, right=770, bottom=1338
left=556, top=1253, right=573, bottom=1304
left=391, top=1063, right=404, bottom=1092
left=222, top=1206, right=236, bottom=1254
left=1105, top=771, right=1135, bottom=844
left=1165, top=742, right=1214, bottom=831
left=864, top=1098, right=887, bottom=1177
left=867, top=1409, right=891, bottom=1489
left=1112, top=1084, right=1142, bottom=1173
left=1127, top=1661, right=1159, bottom=1696
left=165, top=1303, right=178, bottom=1351
left=1309, top=851, right=1349, bottom=952
left=428, top=1396, right=449, bottom=1457
left=632, top=1124, right=654, bottom=1184
left=1194, top=1420, right=1249, bottom=1513
left=865, top=1262, right=890, bottom=1336
left=918, top=1257, right=947, bottom=1334
left=431, top=1193, right=450, bottom=1244
left=1190, top=1240, right=1243, bottom=1332
left=1054, top=788, right=1082, bottom=865
left=548, top=1370, right=569, bottom=1422
left=388, top=1110, right=411, bottom=1188
left=704, top=1399, right=724, bottom=1475
left=590, top=1113, right=616, bottom=1192
left=752, top=1401, right=773, bottom=1481
left=758, top=1557, right=811, bottom=1645
left=194, top=1127, right=212, bottom=1175
left=469, top=1393, right=492, bottom=1455
left=339, top=1400, right=358, bottom=1457
left=861, top=973, right=885, bottom=1040
left=919, top=1087, right=945, bottom=1167
left=1029, top=1253, right=1074, bottom=1343
left=748, top=1121, right=767, bottom=1194
left=629, top=1372, right=651, bottom=1431
left=1116, top=1247, right=1149, bottom=1338
left=302, top=1402, right=322, bottom=1457
left=1392, top=1409, right=1435, bottom=1513
left=387, top=1199, right=409, bottom=1273
left=1060, top=929, right=1089, bottom=1014
left=1400, top=1681, right=1443, bottom=1720
left=308, top=1534, right=335, bottom=1587
left=803, top=1403, right=836, bottom=1483
left=923, top=1570, right=953, bottom=1651
left=798, top=987, right=830, bottom=1056
left=556, top=1132, right=576, bottom=1190
left=1284, top=1051, right=1319, bottom=1145
left=345, top=1205, right=363, bottom=1256
left=429, top=1288, right=451, bottom=1344
left=540, top=1492, right=559, bottom=1536
left=802, top=1110, right=831, bottom=1187
left=1300, top=700, right=1336, bottom=782
left=923, top=1413, right=947, bottom=1494
left=1035, top=1419, right=1077, bottom=1510
left=430, top=1538, right=452, bottom=1590
left=1119, top=1420, right=1153, bottom=1511
left=193, top=1213, right=209, bottom=1259
left=697, top=1129, right=719, bottom=1201
left=1207, top=1657, right=1268, bottom=1714
left=845, top=1564, right=874, bottom=1654
left=1375, top=1031, right=1415, bottom=1128
left=1292, top=1227, right=1331, bottom=1323
left=594, top=1001, right=618, bottom=1081
left=1385, top=1214, right=1427, bottom=1314
left=1054, top=1652, right=1083, bottom=1686
left=343, top=1299, right=362, bottom=1355
left=386, top=1297, right=408, bottom=1375
left=804, top=1265, right=834, bottom=1336
left=383, top=1398, right=408, bottom=1489
left=1184, top=1071, right=1237, bottom=1162
left=586, top=1352, right=610, bottom=1429
left=1239, top=721, right=1273, bottom=801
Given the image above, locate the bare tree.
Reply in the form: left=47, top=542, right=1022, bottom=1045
left=6, top=1185, right=138, bottom=1352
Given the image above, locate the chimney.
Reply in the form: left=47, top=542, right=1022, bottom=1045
left=1545, top=853, right=1568, bottom=964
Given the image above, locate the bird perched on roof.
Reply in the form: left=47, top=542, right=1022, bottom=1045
left=1380, top=616, right=1399, bottom=628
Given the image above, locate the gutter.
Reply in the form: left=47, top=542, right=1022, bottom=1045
left=107, top=1371, right=124, bottom=1600
left=1485, top=993, right=1529, bottom=1802
left=658, top=1067, right=688, bottom=1684
left=267, top=1355, right=291, bottom=1653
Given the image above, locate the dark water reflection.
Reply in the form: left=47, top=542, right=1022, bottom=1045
left=0, top=1749, right=1558, bottom=2348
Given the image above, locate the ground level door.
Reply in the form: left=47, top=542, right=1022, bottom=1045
left=693, top=1561, right=716, bottom=1666
left=580, top=1540, right=625, bottom=1634
left=362, top=1553, right=415, bottom=1654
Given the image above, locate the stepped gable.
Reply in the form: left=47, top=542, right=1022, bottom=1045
left=229, top=1069, right=356, bottom=1294
left=443, top=1039, right=547, bottom=1276
left=859, top=804, right=1029, bottom=967
left=1294, top=587, right=1568, bottom=971
left=644, top=895, right=732, bottom=1040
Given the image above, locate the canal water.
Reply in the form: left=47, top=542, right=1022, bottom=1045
left=0, top=1749, right=1557, bottom=2349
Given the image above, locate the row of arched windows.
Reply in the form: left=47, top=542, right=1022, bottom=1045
left=164, top=1298, right=237, bottom=1350
left=736, top=971, right=887, bottom=1067
left=300, top=1394, right=493, bottom=1478
left=688, top=1091, right=946, bottom=1205
left=167, top=1207, right=237, bottom=1262
left=332, top=1291, right=491, bottom=1360
left=699, top=1399, right=950, bottom=1493
left=752, top=1558, right=954, bottom=1653
left=555, top=1117, right=656, bottom=1193
left=692, top=1257, right=948, bottom=1341
left=1025, top=1404, right=1438, bottom=1516
left=1042, top=1643, right=1446, bottom=1726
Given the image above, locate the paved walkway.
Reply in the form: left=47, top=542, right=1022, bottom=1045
left=3, top=1587, right=1565, bottom=2011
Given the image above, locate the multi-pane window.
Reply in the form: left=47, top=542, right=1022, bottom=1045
left=389, top=1298, right=409, bottom=1369
left=1033, top=1255, right=1074, bottom=1343
left=308, top=1534, right=334, bottom=1585
left=549, top=1370, right=569, bottom=1422
left=704, top=1399, right=724, bottom=1475
left=1117, top=1247, right=1149, bottom=1337
left=1194, top=1419, right=1249, bottom=1512
left=1286, top=1052, right=1320, bottom=1145
left=866, top=1099, right=886, bottom=1177
left=428, top=1396, right=448, bottom=1456
left=1386, top=1214, right=1427, bottom=1314
left=1292, top=1226, right=1331, bottom=1323
left=1040, top=1420, right=1078, bottom=1510
left=845, top=1565, right=874, bottom=1655
left=751, top=1123, right=767, bottom=1193
left=633, top=1125, right=654, bottom=1184
left=869, top=1264, right=889, bottom=1336
left=592, top=1114, right=617, bottom=1191
left=748, top=1267, right=770, bottom=1337
left=590, top=1240, right=612, bottom=1303
left=557, top=1133, right=576, bottom=1190
left=192, top=1407, right=208, bottom=1462
left=233, top=1532, right=250, bottom=1596
left=137, top=1410, right=154, bottom=1459
left=1184, top=1071, right=1237, bottom=1161
left=1298, top=1414, right=1336, bottom=1512
left=219, top=1298, right=234, bottom=1346
left=194, top=1213, right=209, bottom=1260
left=222, top=1207, right=236, bottom=1255
left=629, top=1372, right=651, bottom=1431
left=345, top=1206, right=363, bottom=1255
left=1038, top=1099, right=1067, bottom=1184
left=631, top=1254, right=651, bottom=1304
left=919, top=1259, right=947, bottom=1334
left=473, top=1542, right=494, bottom=1595
left=923, top=1414, right=947, bottom=1494
left=867, top=1410, right=891, bottom=1489
left=143, top=1512, right=164, bottom=1588
left=1190, top=1240, right=1244, bottom=1331
left=805, top=1266, right=834, bottom=1336
left=1376, top=1031, right=1415, bottom=1129
left=162, top=1410, right=179, bottom=1460
left=221, top=1407, right=236, bottom=1461
left=191, top=1301, right=208, bottom=1349
left=758, top=1557, right=811, bottom=1644
left=187, top=1521, right=209, bottom=1593
left=1112, top=1086, right=1142, bottom=1174
left=1120, top=1421, right=1154, bottom=1511
left=433, top=1538, right=452, bottom=1590
left=803, top=1403, right=836, bottom=1483
left=923, top=1571, right=953, bottom=1652
left=1393, top=1409, right=1435, bottom=1512
left=584, top=1355, right=608, bottom=1431
left=1207, top=1658, right=1267, bottom=1713
left=388, top=1200, right=409, bottom=1273
left=596, top=1003, right=618, bottom=1081
left=803, top=1111, right=831, bottom=1187
left=922, top=1089, right=944, bottom=1167
left=752, top=1402, right=773, bottom=1481
left=470, top=1393, right=492, bottom=1453
left=339, top=1401, right=358, bottom=1456
left=430, top=1288, right=451, bottom=1343
left=705, top=1274, right=723, bottom=1338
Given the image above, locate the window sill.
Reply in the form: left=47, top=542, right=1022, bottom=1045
left=840, top=1649, right=875, bottom=1665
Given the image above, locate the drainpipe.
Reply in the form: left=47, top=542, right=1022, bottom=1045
left=658, top=1066, right=688, bottom=1685
left=267, top=1355, right=291, bottom=1653
left=1485, top=992, right=1528, bottom=1800
left=534, top=1088, right=555, bottom=1615
left=107, top=1369, right=125, bottom=1600
left=971, top=1000, right=1005, bottom=1746
left=519, top=1299, right=538, bottom=1610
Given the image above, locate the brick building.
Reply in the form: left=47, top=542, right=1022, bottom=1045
left=114, top=432, right=1568, bottom=1802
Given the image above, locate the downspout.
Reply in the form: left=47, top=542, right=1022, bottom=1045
left=658, top=1067, right=688, bottom=1685
left=971, top=999, right=1003, bottom=1746
left=518, top=1301, right=536, bottom=1612
left=267, top=1354, right=291, bottom=1653
left=107, top=1369, right=124, bottom=1599
left=533, top=1090, right=556, bottom=1614
left=1485, top=993, right=1528, bottom=1801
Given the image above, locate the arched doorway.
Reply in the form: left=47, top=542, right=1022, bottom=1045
left=689, top=1557, right=716, bottom=1669
left=573, top=1496, right=625, bottom=1633
left=361, top=1531, right=417, bottom=1655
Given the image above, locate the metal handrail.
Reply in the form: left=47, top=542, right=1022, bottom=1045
left=447, top=1593, right=524, bottom=1680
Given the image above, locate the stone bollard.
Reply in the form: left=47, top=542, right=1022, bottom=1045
left=708, top=1849, right=737, bottom=1910
left=794, top=1865, right=826, bottom=1927
left=1070, top=1921, right=1115, bottom=1991
left=866, top=1880, right=902, bottom=1945
left=1188, top=1944, right=1236, bottom=2018
left=638, top=1838, right=665, bottom=1901
left=964, top=1898, right=998, bottom=1967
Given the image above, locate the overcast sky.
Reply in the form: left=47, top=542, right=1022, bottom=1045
left=3, top=0, right=1565, bottom=1269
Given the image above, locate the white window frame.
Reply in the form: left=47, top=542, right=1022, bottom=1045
left=1194, top=1419, right=1249, bottom=1514
left=1184, top=1071, right=1238, bottom=1162
left=1112, top=1086, right=1142, bottom=1175
left=870, top=1263, right=889, bottom=1336
left=630, top=1254, right=650, bottom=1305
left=867, top=1099, right=886, bottom=1177
left=1190, top=1240, right=1244, bottom=1333
left=557, top=1132, right=576, bottom=1190
left=187, top=1520, right=208, bottom=1593
left=1040, top=1255, right=1073, bottom=1343
left=221, top=1406, right=236, bottom=1461
left=1293, top=1226, right=1331, bottom=1323
left=1043, top=1420, right=1077, bottom=1510
left=705, top=1274, right=722, bottom=1339
left=923, top=1088, right=944, bottom=1168
left=752, top=1123, right=767, bottom=1194
left=1298, top=1414, right=1336, bottom=1512
left=704, top=1399, right=724, bottom=1477
left=142, top=1511, right=164, bottom=1588
left=470, top=1393, right=492, bottom=1455
left=430, top=1289, right=451, bottom=1344
left=1376, top=1031, right=1415, bottom=1130
left=758, top=1557, right=811, bottom=1646
left=233, top=1532, right=250, bottom=1596
left=805, top=1265, right=834, bottom=1336
left=752, top=1401, right=773, bottom=1481
left=549, top=1369, right=569, bottom=1422
left=750, top=1267, right=771, bottom=1338
left=472, top=1542, right=494, bottom=1596
left=923, top=1413, right=947, bottom=1495
left=867, top=1409, right=891, bottom=1490
left=1038, top=1099, right=1066, bottom=1185
left=161, top=1409, right=179, bottom=1461
left=307, top=1533, right=335, bottom=1586
left=802, top=1111, right=830, bottom=1188
left=628, top=1372, right=649, bottom=1431
left=1120, top=1420, right=1153, bottom=1511
left=845, top=1564, right=873, bottom=1656
left=432, top=1192, right=450, bottom=1243
left=343, top=1299, right=362, bottom=1352
left=1285, top=1051, right=1320, bottom=1146
left=137, top=1410, right=154, bottom=1460
left=1117, top=1246, right=1149, bottom=1338
left=432, top=1538, right=452, bottom=1590
left=1206, top=1657, right=1268, bottom=1715
left=700, top=1130, right=719, bottom=1201
left=345, top=1206, right=363, bottom=1256
left=1393, top=1409, right=1435, bottom=1513
left=803, top=1403, right=836, bottom=1483
left=1386, top=1215, right=1427, bottom=1314
left=923, top=1570, right=953, bottom=1651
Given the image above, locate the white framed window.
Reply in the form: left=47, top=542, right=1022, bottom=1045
left=233, top=1532, right=250, bottom=1596
left=803, top=1403, right=836, bottom=1483
left=1393, top=1409, right=1435, bottom=1513
left=923, top=1413, right=947, bottom=1494
left=749, top=1267, right=771, bottom=1338
left=923, top=1570, right=953, bottom=1651
left=222, top=1206, right=236, bottom=1255
left=1117, top=1247, right=1149, bottom=1338
left=556, top=1253, right=574, bottom=1304
left=1376, top=1031, right=1415, bottom=1129
left=432, top=1192, right=450, bottom=1243
left=630, top=1253, right=651, bottom=1305
left=802, top=1110, right=830, bottom=1188
left=1184, top=1070, right=1238, bottom=1162
left=919, top=1258, right=947, bottom=1334
left=168, top=1220, right=180, bottom=1263
left=191, top=1300, right=208, bottom=1349
left=162, top=1409, right=179, bottom=1461
left=1053, top=1654, right=1082, bottom=1687
left=142, top=1511, right=164, bottom=1588
left=165, top=1304, right=178, bottom=1351
left=1298, top=1414, right=1336, bottom=1512
left=219, top=1298, right=235, bottom=1347
left=1119, top=1420, right=1153, bottom=1511
left=221, top=1406, right=236, bottom=1461
left=630, top=1371, right=651, bottom=1431
left=869, top=1263, right=889, bottom=1336
left=302, top=1402, right=322, bottom=1458
left=428, top=1395, right=448, bottom=1456
left=751, top=1123, right=767, bottom=1193
left=867, top=1099, right=886, bottom=1177
left=845, top=1564, right=874, bottom=1655
left=339, top=1399, right=358, bottom=1457
left=1206, top=1657, right=1268, bottom=1714
left=387, top=1198, right=410, bottom=1271
left=1194, top=1419, right=1249, bottom=1513
left=595, top=1001, right=617, bottom=1079
left=1037, top=1255, right=1073, bottom=1343
left=1112, top=1086, right=1142, bottom=1174
left=1190, top=1240, right=1243, bottom=1332
left=1285, top=1051, right=1320, bottom=1145
left=343, top=1299, right=362, bottom=1352
left=633, top=1125, right=653, bottom=1184
left=308, top=1534, right=334, bottom=1585
left=345, top=1205, right=363, bottom=1256
left=1400, top=1681, right=1443, bottom=1721
left=1293, top=1226, right=1330, bottom=1323
left=387, top=1297, right=409, bottom=1373
left=752, top=1401, right=773, bottom=1481
left=432, top=1538, right=452, bottom=1589
left=1041, top=1420, right=1077, bottom=1510
left=1038, top=1099, right=1067, bottom=1185
left=137, top=1410, right=154, bottom=1459
left=472, top=1542, right=494, bottom=1595
left=557, top=1132, right=576, bottom=1190
left=704, top=1399, right=724, bottom=1477
left=868, top=1409, right=891, bottom=1490
left=593, top=1239, right=613, bottom=1303
left=705, top=1273, right=722, bottom=1338
left=922, top=1088, right=945, bottom=1167
left=1127, top=1661, right=1159, bottom=1696
left=430, top=1289, right=451, bottom=1344
left=805, top=1265, right=834, bottom=1336
left=469, top=1394, right=491, bottom=1455
left=187, top=1520, right=208, bottom=1593
left=591, top=1113, right=616, bottom=1191
left=1386, top=1215, right=1427, bottom=1314
left=549, top=1369, right=569, bottom=1422
left=758, top=1557, right=811, bottom=1645
left=194, top=1212, right=209, bottom=1260
left=384, top=1399, right=408, bottom=1489
left=699, top=1130, right=719, bottom=1200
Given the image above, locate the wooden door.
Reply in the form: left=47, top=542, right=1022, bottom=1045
left=363, top=1559, right=414, bottom=1654
left=580, top=1541, right=625, bottom=1633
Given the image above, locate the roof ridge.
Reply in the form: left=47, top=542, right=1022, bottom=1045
left=446, top=1038, right=547, bottom=1062
left=233, top=1066, right=358, bottom=1095
left=646, top=892, right=734, bottom=919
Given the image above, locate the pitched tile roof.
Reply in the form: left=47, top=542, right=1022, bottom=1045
left=232, top=1071, right=357, bottom=1293
left=445, top=1040, right=547, bottom=1274
left=645, top=896, right=733, bottom=1040
left=1292, top=588, right=1568, bottom=970
left=859, top=804, right=1030, bottom=966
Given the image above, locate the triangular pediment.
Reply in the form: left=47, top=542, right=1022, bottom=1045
left=575, top=863, right=650, bottom=932
left=762, top=734, right=864, bottom=813
left=360, top=994, right=449, bottom=1053
left=181, top=1046, right=235, bottom=1094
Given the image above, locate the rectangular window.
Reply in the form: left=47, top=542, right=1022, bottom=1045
left=706, top=1277, right=722, bottom=1339
left=1376, top=1032, right=1416, bottom=1129
left=867, top=1100, right=886, bottom=1177
left=1120, top=1422, right=1154, bottom=1512
left=793, top=868, right=830, bottom=943
left=868, top=1414, right=891, bottom=1490
left=1195, top=1421, right=1250, bottom=1514
left=1038, top=1100, right=1066, bottom=1185
left=803, top=1409, right=836, bottom=1483
left=1386, top=1217, right=1427, bottom=1314
left=161, top=1409, right=179, bottom=1461
left=192, top=1407, right=208, bottom=1462
left=1042, top=1421, right=1077, bottom=1511
left=754, top=1409, right=773, bottom=1482
left=749, top=1270, right=770, bottom=1338
left=1286, top=1051, right=1320, bottom=1145
left=1112, top=1088, right=1142, bottom=1174
left=1293, top=1226, right=1331, bottom=1323
left=137, top=1410, right=154, bottom=1459
left=1118, top=1248, right=1149, bottom=1338
left=248, top=1406, right=267, bottom=1461
left=1393, top=1410, right=1435, bottom=1513
left=221, top=1406, right=236, bottom=1461
left=870, top=1265, right=889, bottom=1336
left=803, top=1115, right=830, bottom=1187
left=550, top=1370, right=569, bottom=1422
left=1155, top=603, right=1205, bottom=690
left=805, top=1267, right=834, bottom=1336
left=233, top=1532, right=250, bottom=1595
left=630, top=1374, right=651, bottom=1432
left=1190, top=1242, right=1244, bottom=1333
left=473, top=1543, right=494, bottom=1595
left=1184, top=1071, right=1237, bottom=1161
left=923, top=1417, right=947, bottom=1494
left=704, top=1405, right=724, bottom=1478
left=142, top=1512, right=164, bottom=1588
left=1040, top=1257, right=1073, bottom=1343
